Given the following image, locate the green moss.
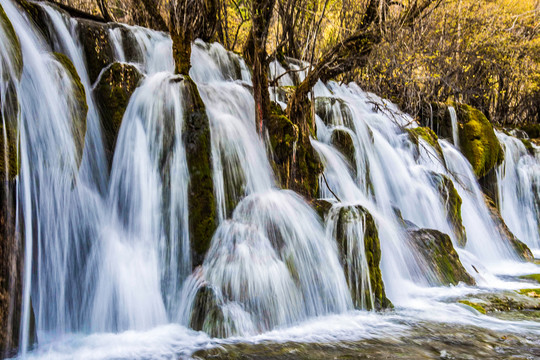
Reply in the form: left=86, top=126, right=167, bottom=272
left=409, top=228, right=475, bottom=286
left=54, top=53, right=88, bottom=167
left=0, top=3, right=23, bottom=77
left=458, top=300, right=487, bottom=314
left=520, top=124, right=540, bottom=139
left=519, top=274, right=540, bottom=284
left=310, top=199, right=332, bottom=222
left=407, top=127, right=445, bottom=163
left=520, top=139, right=535, bottom=156
left=94, top=62, right=142, bottom=167
left=455, top=103, right=503, bottom=179
left=517, top=288, right=540, bottom=298
left=431, top=173, right=467, bottom=247
left=182, top=76, right=217, bottom=267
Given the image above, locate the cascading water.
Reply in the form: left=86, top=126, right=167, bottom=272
left=448, top=105, right=459, bottom=148
left=496, top=131, right=540, bottom=255
left=1, top=1, right=539, bottom=358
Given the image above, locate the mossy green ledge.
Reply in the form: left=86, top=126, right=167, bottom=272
left=454, top=103, right=503, bottom=179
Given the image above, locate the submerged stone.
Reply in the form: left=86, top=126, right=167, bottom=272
left=455, top=103, right=503, bottom=179
left=332, top=205, right=391, bottom=310
left=93, top=62, right=142, bottom=167
left=408, top=228, right=475, bottom=286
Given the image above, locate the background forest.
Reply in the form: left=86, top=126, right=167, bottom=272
left=53, top=0, right=540, bottom=126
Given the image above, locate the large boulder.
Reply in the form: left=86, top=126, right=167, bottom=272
left=408, top=228, right=475, bottom=286
left=330, top=205, right=391, bottom=310
left=76, top=18, right=115, bottom=84
left=483, top=195, right=533, bottom=262
left=455, top=103, right=503, bottom=179
left=330, top=129, right=356, bottom=172
left=181, top=77, right=217, bottom=268
left=93, top=62, right=142, bottom=167
left=268, top=102, right=298, bottom=190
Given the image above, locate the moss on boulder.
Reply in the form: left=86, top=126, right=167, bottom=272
left=458, top=300, right=487, bottom=314
left=0, top=3, right=23, bottom=78
left=429, top=173, right=467, bottom=247
left=455, top=103, right=503, bottom=179
left=332, top=205, right=392, bottom=310
left=483, top=194, right=533, bottom=262
left=54, top=53, right=88, bottom=168
left=181, top=76, right=217, bottom=268
left=93, top=62, right=142, bottom=167
left=268, top=102, right=298, bottom=187
left=407, top=126, right=445, bottom=164
left=408, top=228, right=475, bottom=286
left=189, top=283, right=227, bottom=338
left=310, top=199, right=332, bottom=222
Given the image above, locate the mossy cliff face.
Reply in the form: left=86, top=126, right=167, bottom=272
left=53, top=53, right=88, bottom=168
left=333, top=205, right=391, bottom=310
left=93, top=62, right=142, bottom=168
left=455, top=103, right=503, bottom=179
left=408, top=228, right=475, bottom=286
left=483, top=194, right=533, bottom=262
left=429, top=173, right=467, bottom=247
left=268, top=103, right=298, bottom=189
left=181, top=77, right=217, bottom=268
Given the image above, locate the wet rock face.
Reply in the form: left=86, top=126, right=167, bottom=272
left=76, top=19, right=114, bottom=84
left=455, top=103, right=503, bottom=179
left=181, top=77, right=217, bottom=268
left=333, top=205, right=391, bottom=310
left=189, top=283, right=228, bottom=338
left=408, top=228, right=475, bottom=286
left=482, top=194, right=533, bottom=262
left=407, top=126, right=445, bottom=166
left=93, top=62, right=142, bottom=168
left=268, top=103, right=299, bottom=189
left=0, top=181, right=22, bottom=357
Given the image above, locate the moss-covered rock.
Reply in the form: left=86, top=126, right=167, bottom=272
left=483, top=194, right=533, bottom=262
left=520, top=123, right=540, bottom=139
left=330, top=129, right=356, bottom=172
left=520, top=138, right=535, bottom=156
left=14, top=0, right=52, bottom=48
left=0, top=82, right=19, bottom=181
left=458, top=300, right=487, bottom=314
left=54, top=53, right=88, bottom=168
left=408, top=228, right=475, bottom=286
left=428, top=173, right=467, bottom=247
left=407, top=126, right=445, bottom=165
left=331, top=205, right=391, bottom=310
left=519, top=274, right=540, bottom=284
left=310, top=199, right=332, bottom=222
left=93, top=62, right=142, bottom=167
left=77, top=18, right=114, bottom=84
left=189, top=283, right=228, bottom=338
left=455, top=103, right=503, bottom=179
left=268, top=102, right=299, bottom=187
left=181, top=77, right=217, bottom=268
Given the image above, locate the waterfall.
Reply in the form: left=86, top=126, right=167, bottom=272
left=0, top=1, right=539, bottom=358
left=448, top=105, right=459, bottom=148
left=496, top=131, right=540, bottom=255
